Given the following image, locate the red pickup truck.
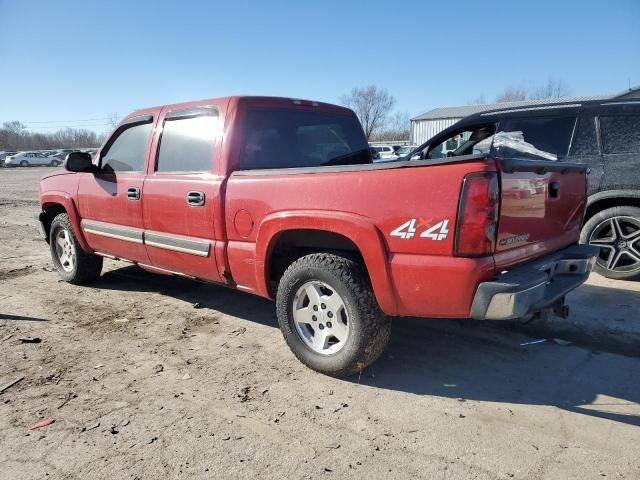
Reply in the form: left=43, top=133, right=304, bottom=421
left=37, top=96, right=597, bottom=376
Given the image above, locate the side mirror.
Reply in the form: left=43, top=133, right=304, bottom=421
left=65, top=151, right=95, bottom=172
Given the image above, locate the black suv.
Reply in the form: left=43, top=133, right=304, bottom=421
left=409, top=92, right=640, bottom=280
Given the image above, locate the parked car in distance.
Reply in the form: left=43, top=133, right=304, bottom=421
left=394, top=145, right=417, bottom=158
left=37, top=95, right=596, bottom=376
left=4, top=151, right=62, bottom=167
left=369, top=144, right=396, bottom=159
left=0, top=151, right=18, bottom=167
left=410, top=96, right=640, bottom=280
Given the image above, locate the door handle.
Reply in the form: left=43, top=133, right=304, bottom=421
left=187, top=191, right=205, bottom=206
left=127, top=187, right=141, bottom=200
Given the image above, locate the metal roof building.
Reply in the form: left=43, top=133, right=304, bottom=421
left=409, top=89, right=640, bottom=145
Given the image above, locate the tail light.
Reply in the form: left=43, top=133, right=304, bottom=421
left=454, top=172, right=500, bottom=257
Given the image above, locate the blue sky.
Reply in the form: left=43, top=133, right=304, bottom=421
left=1, top=0, right=639, bottom=133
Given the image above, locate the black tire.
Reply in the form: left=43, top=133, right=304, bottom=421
left=581, top=206, right=640, bottom=280
left=50, top=160, right=60, bottom=167
left=19, top=160, right=29, bottom=167
left=276, top=253, right=391, bottom=377
left=49, top=213, right=103, bottom=284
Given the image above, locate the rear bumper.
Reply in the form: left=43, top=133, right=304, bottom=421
left=470, top=244, right=598, bottom=320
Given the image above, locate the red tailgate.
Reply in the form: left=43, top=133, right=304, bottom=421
left=494, top=159, right=588, bottom=269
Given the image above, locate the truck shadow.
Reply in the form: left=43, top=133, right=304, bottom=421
left=94, top=265, right=640, bottom=428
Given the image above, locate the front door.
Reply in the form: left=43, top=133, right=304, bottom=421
left=77, top=114, right=157, bottom=263
left=141, top=105, right=224, bottom=281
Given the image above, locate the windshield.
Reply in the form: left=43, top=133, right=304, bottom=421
left=238, top=108, right=371, bottom=170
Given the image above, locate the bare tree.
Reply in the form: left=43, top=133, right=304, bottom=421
left=531, top=78, right=571, bottom=100
left=340, top=85, right=396, bottom=140
left=469, top=94, right=487, bottom=105
left=495, top=87, right=527, bottom=103
left=0, top=121, right=102, bottom=151
left=372, top=111, right=411, bottom=142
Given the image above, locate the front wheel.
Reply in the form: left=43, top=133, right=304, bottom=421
left=50, top=160, right=60, bottom=167
left=581, top=206, right=640, bottom=280
left=49, top=213, right=103, bottom=284
left=276, top=253, right=391, bottom=377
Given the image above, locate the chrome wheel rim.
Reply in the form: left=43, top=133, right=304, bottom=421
left=54, top=228, right=75, bottom=272
left=292, top=280, right=349, bottom=355
left=589, top=215, right=640, bottom=274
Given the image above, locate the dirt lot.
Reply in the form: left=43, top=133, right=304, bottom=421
left=1, top=167, right=639, bottom=480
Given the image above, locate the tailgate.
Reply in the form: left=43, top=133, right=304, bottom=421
left=494, top=158, right=588, bottom=268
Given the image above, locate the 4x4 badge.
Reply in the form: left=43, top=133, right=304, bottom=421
left=390, top=219, right=450, bottom=240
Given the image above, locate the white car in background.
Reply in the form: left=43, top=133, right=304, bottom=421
left=4, top=151, right=62, bottom=167
left=370, top=144, right=396, bottom=159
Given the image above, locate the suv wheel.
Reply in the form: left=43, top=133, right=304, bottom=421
left=581, top=206, right=640, bottom=280
left=50, top=213, right=103, bottom=284
left=19, top=160, right=29, bottom=167
left=276, top=253, right=391, bottom=377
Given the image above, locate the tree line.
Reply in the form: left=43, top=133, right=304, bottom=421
left=0, top=121, right=105, bottom=151
left=342, top=78, right=572, bottom=141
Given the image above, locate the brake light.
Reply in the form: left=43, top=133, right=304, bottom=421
left=454, top=172, right=500, bottom=257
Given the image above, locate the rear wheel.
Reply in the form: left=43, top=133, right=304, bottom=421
left=581, top=206, right=640, bottom=280
left=19, top=160, right=29, bottom=167
left=49, top=213, right=103, bottom=284
left=276, top=253, right=391, bottom=377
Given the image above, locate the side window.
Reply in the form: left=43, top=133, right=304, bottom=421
left=600, top=115, right=640, bottom=155
left=427, top=126, right=495, bottom=159
left=493, top=116, right=576, bottom=161
left=570, top=115, right=599, bottom=156
left=101, top=122, right=152, bottom=173
left=156, top=111, right=218, bottom=173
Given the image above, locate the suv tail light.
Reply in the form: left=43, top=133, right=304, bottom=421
left=454, top=172, right=499, bottom=257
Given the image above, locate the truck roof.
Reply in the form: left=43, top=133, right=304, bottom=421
left=127, top=95, right=352, bottom=119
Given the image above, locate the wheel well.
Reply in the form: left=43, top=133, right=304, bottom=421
left=41, top=203, right=67, bottom=242
left=267, top=229, right=364, bottom=293
left=586, top=196, right=640, bottom=222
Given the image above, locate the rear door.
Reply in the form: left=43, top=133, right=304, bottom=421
left=141, top=103, right=225, bottom=281
left=491, top=114, right=587, bottom=267
left=77, top=113, right=157, bottom=263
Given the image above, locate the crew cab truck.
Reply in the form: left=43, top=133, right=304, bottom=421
left=37, top=96, right=598, bottom=377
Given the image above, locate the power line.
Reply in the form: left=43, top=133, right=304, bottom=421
left=23, top=123, right=112, bottom=129
left=14, top=117, right=112, bottom=124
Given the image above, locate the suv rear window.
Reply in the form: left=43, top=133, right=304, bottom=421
left=238, top=108, right=370, bottom=170
left=600, top=115, right=640, bottom=155
left=493, top=116, right=576, bottom=161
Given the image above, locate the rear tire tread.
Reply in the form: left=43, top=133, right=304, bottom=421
left=276, top=252, right=391, bottom=377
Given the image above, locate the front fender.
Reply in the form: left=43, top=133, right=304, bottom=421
left=40, top=192, right=91, bottom=253
left=254, top=210, right=398, bottom=316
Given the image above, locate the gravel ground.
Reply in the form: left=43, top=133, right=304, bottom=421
left=1, top=167, right=639, bottom=480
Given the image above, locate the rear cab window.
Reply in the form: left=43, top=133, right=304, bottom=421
left=237, top=108, right=370, bottom=170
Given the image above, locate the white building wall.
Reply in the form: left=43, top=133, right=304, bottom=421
left=410, top=118, right=461, bottom=145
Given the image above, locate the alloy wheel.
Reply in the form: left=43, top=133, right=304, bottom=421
left=54, top=228, right=75, bottom=272
left=589, top=215, right=640, bottom=274
left=292, top=280, right=350, bottom=355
